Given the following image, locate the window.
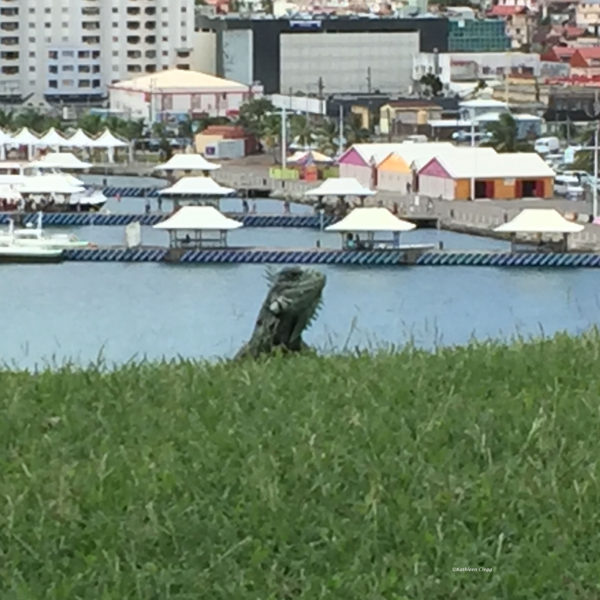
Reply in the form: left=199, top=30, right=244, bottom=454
left=62, top=65, right=74, bottom=71
left=48, top=80, right=57, bottom=88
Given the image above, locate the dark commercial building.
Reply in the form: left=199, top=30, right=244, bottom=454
left=196, top=15, right=449, bottom=95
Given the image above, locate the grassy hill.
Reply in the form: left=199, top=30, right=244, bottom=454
left=2, top=332, right=600, bottom=599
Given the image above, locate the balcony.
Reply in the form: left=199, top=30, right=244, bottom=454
left=0, top=22, right=19, bottom=31
left=0, top=51, right=18, bottom=60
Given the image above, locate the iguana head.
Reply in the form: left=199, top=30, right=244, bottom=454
left=259, top=266, right=326, bottom=351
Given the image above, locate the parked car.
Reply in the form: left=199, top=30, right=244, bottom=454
left=451, top=131, right=492, bottom=144
left=554, top=173, right=585, bottom=198
left=534, top=137, right=560, bottom=155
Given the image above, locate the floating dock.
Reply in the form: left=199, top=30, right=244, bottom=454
left=58, top=247, right=600, bottom=268
left=1, top=212, right=438, bottom=229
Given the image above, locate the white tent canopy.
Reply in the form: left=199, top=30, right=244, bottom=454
left=153, top=206, right=243, bottom=231
left=67, top=128, right=97, bottom=147
left=305, top=177, right=376, bottom=197
left=0, top=129, right=12, bottom=144
left=0, top=185, right=23, bottom=202
left=34, top=127, right=67, bottom=148
left=159, top=176, right=235, bottom=197
left=326, top=207, right=417, bottom=233
left=494, top=209, right=584, bottom=234
left=10, top=127, right=40, bottom=146
left=18, top=174, right=85, bottom=195
left=287, top=150, right=333, bottom=164
left=154, top=153, right=221, bottom=172
left=90, top=128, right=129, bottom=148
left=30, top=152, right=92, bottom=170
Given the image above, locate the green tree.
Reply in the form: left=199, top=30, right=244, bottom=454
left=0, top=109, right=14, bottom=130
left=344, top=113, right=370, bottom=145
left=314, top=118, right=340, bottom=155
left=483, top=113, right=533, bottom=153
left=237, top=97, right=276, bottom=138
left=14, top=108, right=61, bottom=133
left=419, top=73, right=443, bottom=98
left=289, top=114, right=314, bottom=149
left=260, top=113, right=282, bottom=159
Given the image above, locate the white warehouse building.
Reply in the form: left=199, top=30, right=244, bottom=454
left=109, top=69, right=260, bottom=122
left=0, top=0, right=195, bottom=105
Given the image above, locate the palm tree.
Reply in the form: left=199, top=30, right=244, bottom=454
left=314, top=118, right=340, bottom=156
left=344, top=114, right=370, bottom=146
left=260, top=113, right=281, bottom=160
left=483, top=113, right=533, bottom=153
left=289, top=114, right=314, bottom=149
left=0, top=109, right=14, bottom=130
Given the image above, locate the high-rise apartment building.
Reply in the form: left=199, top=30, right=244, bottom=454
left=0, top=0, right=194, bottom=106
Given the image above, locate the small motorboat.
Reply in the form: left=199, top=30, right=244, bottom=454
left=0, top=212, right=92, bottom=250
left=0, top=244, right=63, bottom=263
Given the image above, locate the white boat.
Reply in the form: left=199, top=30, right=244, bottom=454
left=0, top=243, right=63, bottom=263
left=0, top=213, right=91, bottom=250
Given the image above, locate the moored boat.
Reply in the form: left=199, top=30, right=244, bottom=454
left=0, top=213, right=92, bottom=250
left=0, top=244, right=63, bottom=263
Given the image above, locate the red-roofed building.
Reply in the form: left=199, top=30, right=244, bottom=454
left=571, top=47, right=600, bottom=76
left=541, top=46, right=578, bottom=62
left=488, top=5, right=534, bottom=48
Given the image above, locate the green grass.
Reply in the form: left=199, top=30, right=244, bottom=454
left=2, top=332, right=600, bottom=598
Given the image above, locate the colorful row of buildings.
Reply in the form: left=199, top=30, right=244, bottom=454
left=338, top=142, right=554, bottom=200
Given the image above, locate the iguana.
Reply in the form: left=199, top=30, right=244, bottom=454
left=235, top=266, right=326, bottom=359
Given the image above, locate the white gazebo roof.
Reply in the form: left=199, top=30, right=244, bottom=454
left=326, top=207, right=417, bottom=232
left=159, top=176, right=235, bottom=197
left=153, top=206, right=243, bottom=231
left=90, top=128, right=130, bottom=148
left=153, top=153, right=221, bottom=172
left=10, top=128, right=40, bottom=146
left=66, top=128, right=96, bottom=147
left=30, top=152, right=92, bottom=170
left=18, top=174, right=85, bottom=195
left=305, top=177, right=376, bottom=197
left=34, top=127, right=67, bottom=147
left=494, top=209, right=584, bottom=234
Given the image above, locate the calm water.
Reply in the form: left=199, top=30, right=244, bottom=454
left=1, top=181, right=597, bottom=369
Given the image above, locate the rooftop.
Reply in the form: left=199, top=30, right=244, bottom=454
left=153, top=206, right=243, bottom=231
left=494, top=209, right=584, bottom=233
left=159, top=176, right=235, bottom=197
left=110, top=68, right=249, bottom=93
left=305, top=177, right=376, bottom=197
left=423, top=152, right=555, bottom=179
left=326, top=207, right=417, bottom=233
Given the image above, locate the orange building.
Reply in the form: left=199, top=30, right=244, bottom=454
left=418, top=153, right=554, bottom=200
left=376, top=153, right=412, bottom=192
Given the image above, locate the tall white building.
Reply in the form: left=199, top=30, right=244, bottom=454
left=0, top=0, right=195, bottom=106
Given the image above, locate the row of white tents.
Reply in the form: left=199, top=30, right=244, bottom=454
left=0, top=127, right=130, bottom=161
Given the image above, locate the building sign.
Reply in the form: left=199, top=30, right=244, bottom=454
left=289, top=20, right=321, bottom=30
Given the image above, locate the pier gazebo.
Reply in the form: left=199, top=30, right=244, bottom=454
left=158, top=176, right=235, bottom=210
left=326, top=207, right=417, bottom=249
left=153, top=153, right=221, bottom=176
left=153, top=206, right=242, bottom=249
left=494, top=208, right=584, bottom=252
left=305, top=177, right=375, bottom=209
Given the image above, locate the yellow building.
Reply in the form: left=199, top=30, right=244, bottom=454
left=376, top=153, right=412, bottom=192
left=379, top=100, right=443, bottom=135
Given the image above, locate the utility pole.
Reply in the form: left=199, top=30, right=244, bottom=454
left=338, top=104, right=344, bottom=157
left=584, top=90, right=600, bottom=218
left=317, top=76, right=324, bottom=99
left=367, top=67, right=372, bottom=94
left=470, top=108, right=476, bottom=201
left=281, top=105, right=287, bottom=169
